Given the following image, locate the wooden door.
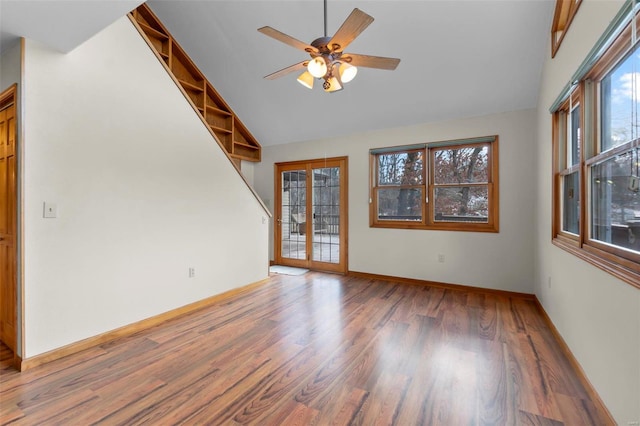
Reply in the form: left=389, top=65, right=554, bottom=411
left=275, top=157, right=348, bottom=274
left=0, top=87, right=17, bottom=353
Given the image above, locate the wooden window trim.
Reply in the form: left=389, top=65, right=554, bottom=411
left=551, top=0, right=583, bottom=58
left=583, top=138, right=640, bottom=269
left=584, top=13, right=640, bottom=83
left=371, top=147, right=427, bottom=228
left=553, top=86, right=583, bottom=242
left=584, top=139, right=639, bottom=167
left=584, top=238, right=640, bottom=267
left=370, top=137, right=499, bottom=233
left=553, top=238, right=640, bottom=289
left=551, top=5, right=640, bottom=290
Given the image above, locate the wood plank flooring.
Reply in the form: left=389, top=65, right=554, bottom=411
left=0, top=272, right=612, bottom=425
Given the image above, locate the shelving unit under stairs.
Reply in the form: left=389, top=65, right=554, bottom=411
left=129, top=4, right=261, bottom=165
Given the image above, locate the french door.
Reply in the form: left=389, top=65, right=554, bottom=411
left=275, top=157, right=348, bottom=274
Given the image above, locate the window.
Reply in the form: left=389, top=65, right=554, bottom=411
left=588, top=42, right=640, bottom=259
left=375, top=149, right=424, bottom=222
left=370, top=136, right=499, bottom=232
left=551, top=2, right=640, bottom=288
left=554, top=90, right=582, bottom=238
left=432, top=144, right=491, bottom=224
left=551, top=0, right=582, bottom=58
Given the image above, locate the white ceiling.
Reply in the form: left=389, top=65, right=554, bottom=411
left=1, top=0, right=554, bottom=147
left=0, top=0, right=143, bottom=53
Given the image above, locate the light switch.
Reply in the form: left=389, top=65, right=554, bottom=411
left=43, top=202, right=57, bottom=218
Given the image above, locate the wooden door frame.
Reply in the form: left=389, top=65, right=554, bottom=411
left=0, top=83, right=21, bottom=368
left=274, top=156, right=348, bottom=274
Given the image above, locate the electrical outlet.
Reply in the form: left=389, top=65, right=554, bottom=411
left=438, top=254, right=445, bottom=263
left=262, top=216, right=266, bottom=224
left=188, top=267, right=195, bottom=278
left=43, top=202, right=57, bottom=218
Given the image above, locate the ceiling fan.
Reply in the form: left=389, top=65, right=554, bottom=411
left=258, top=0, right=401, bottom=93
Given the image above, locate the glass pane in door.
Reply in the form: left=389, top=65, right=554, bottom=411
left=312, top=167, right=340, bottom=263
left=281, top=170, right=307, bottom=260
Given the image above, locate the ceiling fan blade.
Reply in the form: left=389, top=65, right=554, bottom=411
left=264, top=61, right=308, bottom=80
left=328, top=8, right=374, bottom=52
left=258, top=26, right=318, bottom=53
left=342, top=53, right=400, bottom=70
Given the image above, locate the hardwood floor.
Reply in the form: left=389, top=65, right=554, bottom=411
left=0, top=272, right=611, bottom=425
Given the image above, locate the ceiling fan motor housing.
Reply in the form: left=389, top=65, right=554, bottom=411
left=310, top=36, right=334, bottom=53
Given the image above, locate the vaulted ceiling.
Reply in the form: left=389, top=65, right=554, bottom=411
left=1, top=0, right=554, bottom=146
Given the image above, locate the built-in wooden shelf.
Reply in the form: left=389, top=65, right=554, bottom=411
left=130, top=4, right=261, bottom=162
left=178, top=79, right=204, bottom=93
left=210, top=125, right=232, bottom=134
left=138, top=22, right=168, bottom=41
left=234, top=141, right=259, bottom=150
left=206, top=105, right=232, bottom=116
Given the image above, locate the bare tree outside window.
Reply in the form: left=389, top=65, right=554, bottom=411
left=433, top=146, right=489, bottom=222
left=371, top=137, right=498, bottom=231
left=377, top=151, right=423, bottom=220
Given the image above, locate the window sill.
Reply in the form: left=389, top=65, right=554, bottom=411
left=371, top=221, right=498, bottom=233
left=552, top=237, right=640, bottom=290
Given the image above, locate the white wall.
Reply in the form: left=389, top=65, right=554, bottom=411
left=534, top=1, right=640, bottom=423
left=240, top=160, right=255, bottom=187
left=1, top=39, right=21, bottom=90
left=22, top=17, right=269, bottom=357
left=254, top=109, right=537, bottom=294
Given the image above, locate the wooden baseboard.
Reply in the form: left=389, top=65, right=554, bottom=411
left=347, top=270, right=536, bottom=300
left=13, top=353, right=22, bottom=370
left=533, top=296, right=616, bottom=425
left=20, top=277, right=271, bottom=371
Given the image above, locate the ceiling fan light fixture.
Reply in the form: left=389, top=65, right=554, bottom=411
left=297, top=71, right=314, bottom=89
left=323, top=75, right=343, bottom=93
left=308, top=56, right=328, bottom=78
left=339, top=62, right=357, bottom=83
